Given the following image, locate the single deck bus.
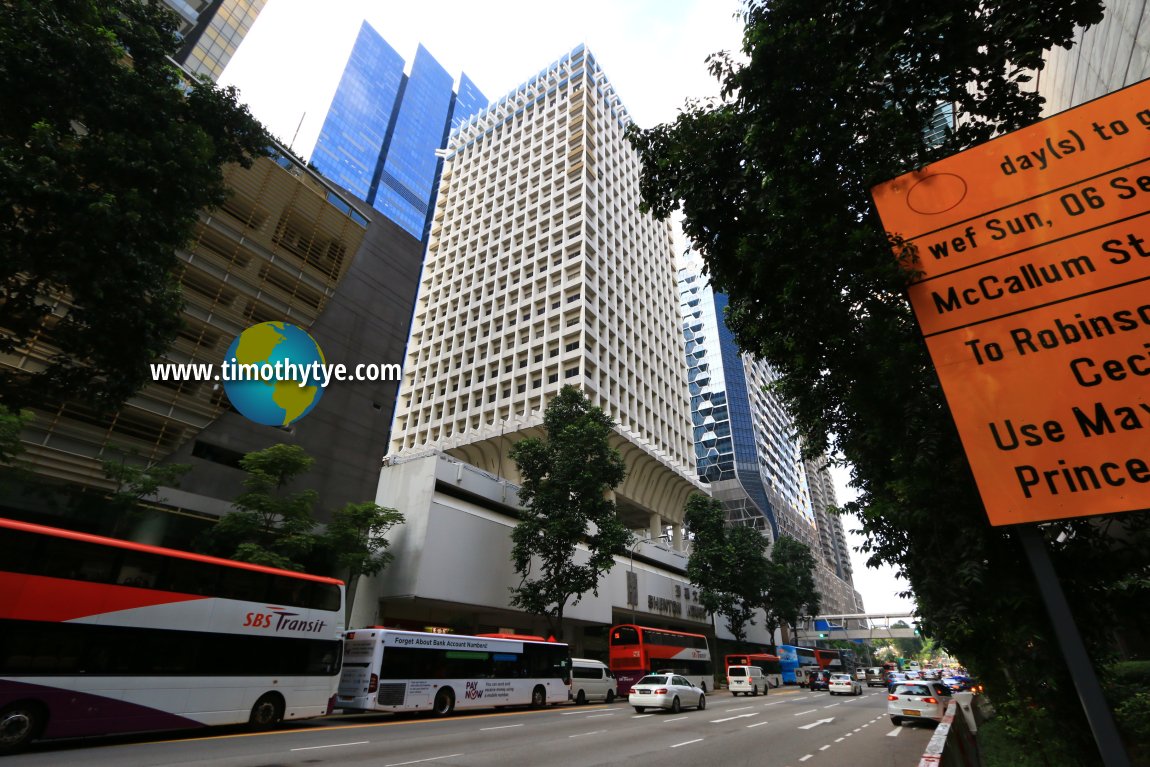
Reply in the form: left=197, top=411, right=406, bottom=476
left=0, top=518, right=344, bottom=753
left=608, top=624, right=713, bottom=696
left=724, top=653, right=783, bottom=689
left=335, top=629, right=570, bottom=715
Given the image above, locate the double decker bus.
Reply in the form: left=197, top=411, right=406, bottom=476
left=815, top=648, right=843, bottom=671
left=608, top=624, right=712, bottom=696
left=0, top=518, right=344, bottom=753
left=724, top=653, right=783, bottom=689
left=335, top=629, right=569, bottom=715
left=777, top=644, right=818, bottom=685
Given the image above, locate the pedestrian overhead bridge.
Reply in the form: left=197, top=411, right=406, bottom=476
left=792, top=612, right=922, bottom=642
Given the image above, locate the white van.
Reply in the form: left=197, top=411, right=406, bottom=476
left=727, top=665, right=767, bottom=696
left=569, top=658, right=617, bottom=704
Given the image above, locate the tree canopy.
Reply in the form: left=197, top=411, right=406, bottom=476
left=629, top=0, right=1150, bottom=760
left=0, top=0, right=270, bottom=410
left=209, top=444, right=320, bottom=571
left=508, top=385, right=630, bottom=640
left=683, top=494, right=769, bottom=642
left=325, top=501, right=405, bottom=624
left=761, top=536, right=820, bottom=642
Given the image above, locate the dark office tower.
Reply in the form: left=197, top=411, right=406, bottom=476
left=311, top=22, right=487, bottom=241
left=163, top=0, right=266, bottom=82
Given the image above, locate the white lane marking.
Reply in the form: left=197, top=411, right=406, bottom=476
left=799, top=756, right=813, bottom=762
left=291, top=742, right=369, bottom=751
left=887, top=727, right=902, bottom=737
left=747, top=721, right=770, bottom=728
left=835, top=737, right=845, bottom=742
left=728, top=706, right=754, bottom=712
left=798, top=718, right=835, bottom=730
left=763, top=701, right=785, bottom=706
left=820, top=745, right=831, bottom=751
left=823, top=703, right=840, bottom=708
left=711, top=713, right=758, bottom=723
left=793, top=708, right=817, bottom=716
left=663, top=716, right=689, bottom=723
left=632, top=714, right=654, bottom=718
left=569, top=730, right=606, bottom=738
left=385, top=756, right=464, bottom=767
left=586, top=713, right=615, bottom=718
left=671, top=739, right=704, bottom=748
left=480, top=724, right=523, bottom=731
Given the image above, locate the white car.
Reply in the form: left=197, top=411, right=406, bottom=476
left=888, top=681, right=953, bottom=725
left=828, top=673, right=862, bottom=696
left=629, top=674, right=706, bottom=714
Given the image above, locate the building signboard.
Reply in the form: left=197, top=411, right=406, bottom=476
left=871, top=78, right=1150, bottom=526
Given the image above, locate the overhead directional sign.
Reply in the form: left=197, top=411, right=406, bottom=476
left=872, top=78, right=1150, bottom=527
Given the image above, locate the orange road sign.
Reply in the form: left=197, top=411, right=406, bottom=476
left=871, top=78, right=1150, bottom=526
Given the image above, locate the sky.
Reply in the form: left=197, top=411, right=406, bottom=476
left=220, top=0, right=917, bottom=615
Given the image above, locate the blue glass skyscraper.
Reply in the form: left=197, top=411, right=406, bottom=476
left=311, top=23, right=487, bottom=241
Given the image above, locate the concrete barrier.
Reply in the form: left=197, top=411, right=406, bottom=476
left=918, top=699, right=982, bottom=767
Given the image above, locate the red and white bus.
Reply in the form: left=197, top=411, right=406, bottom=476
left=724, top=653, right=783, bottom=689
left=0, top=518, right=345, bottom=752
left=335, top=629, right=570, bottom=715
left=608, top=624, right=713, bottom=696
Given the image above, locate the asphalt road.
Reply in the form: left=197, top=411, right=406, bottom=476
left=6, top=686, right=936, bottom=767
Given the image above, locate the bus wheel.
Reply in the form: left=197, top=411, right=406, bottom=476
left=0, top=702, right=45, bottom=753
left=531, top=685, right=547, bottom=708
left=432, top=689, right=455, bottom=717
left=248, top=693, right=284, bottom=730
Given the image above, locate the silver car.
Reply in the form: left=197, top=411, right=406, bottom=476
left=629, top=673, right=706, bottom=713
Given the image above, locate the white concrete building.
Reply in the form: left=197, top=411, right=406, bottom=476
left=355, top=46, right=766, bottom=657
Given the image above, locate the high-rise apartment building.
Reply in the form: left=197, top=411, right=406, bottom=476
left=356, top=46, right=716, bottom=654
left=677, top=254, right=863, bottom=618
left=310, top=23, right=487, bottom=241
left=163, top=0, right=266, bottom=82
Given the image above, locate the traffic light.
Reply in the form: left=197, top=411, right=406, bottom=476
left=913, top=622, right=922, bottom=636
left=818, top=632, right=829, bottom=638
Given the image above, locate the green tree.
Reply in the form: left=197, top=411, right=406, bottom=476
left=0, top=406, right=33, bottom=466
left=508, top=385, right=630, bottom=640
left=102, top=452, right=191, bottom=537
left=762, top=536, right=820, bottom=641
left=211, top=444, right=319, bottom=571
left=683, top=494, right=769, bottom=642
left=0, top=0, right=270, bottom=411
left=322, top=501, right=405, bottom=625
left=629, top=1, right=1130, bottom=759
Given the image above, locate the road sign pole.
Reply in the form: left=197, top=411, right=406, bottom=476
left=1016, top=523, right=1130, bottom=767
